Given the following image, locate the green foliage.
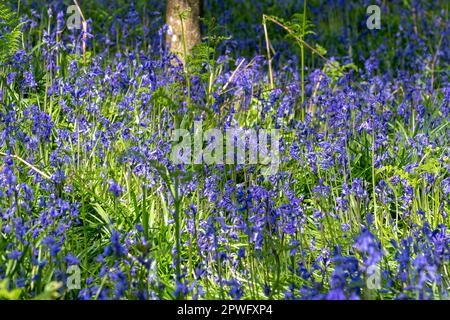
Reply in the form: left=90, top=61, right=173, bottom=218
left=324, top=60, right=358, bottom=82
left=0, top=3, right=23, bottom=64
left=0, top=279, right=22, bottom=299
left=0, top=0, right=449, bottom=301
left=32, top=282, right=62, bottom=300
left=282, top=13, right=316, bottom=40
left=187, top=18, right=230, bottom=80
left=264, top=13, right=315, bottom=44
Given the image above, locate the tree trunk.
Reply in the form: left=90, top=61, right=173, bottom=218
left=166, top=0, right=201, bottom=62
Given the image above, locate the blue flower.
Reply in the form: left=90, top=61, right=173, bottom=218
left=7, top=249, right=22, bottom=260
left=108, top=179, right=123, bottom=198
left=65, top=253, right=80, bottom=266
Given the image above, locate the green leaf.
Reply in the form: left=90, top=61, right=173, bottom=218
left=0, top=4, right=23, bottom=64
left=0, top=279, right=22, bottom=300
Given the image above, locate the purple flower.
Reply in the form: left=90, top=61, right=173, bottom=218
left=7, top=249, right=22, bottom=260
left=108, top=179, right=123, bottom=198
left=65, top=253, right=80, bottom=266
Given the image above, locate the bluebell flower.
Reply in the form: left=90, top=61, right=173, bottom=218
left=65, top=253, right=80, bottom=266
left=108, top=179, right=123, bottom=198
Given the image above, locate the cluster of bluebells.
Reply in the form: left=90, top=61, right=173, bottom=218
left=0, top=0, right=449, bottom=300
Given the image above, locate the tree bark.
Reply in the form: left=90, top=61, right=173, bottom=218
left=166, top=0, right=202, bottom=62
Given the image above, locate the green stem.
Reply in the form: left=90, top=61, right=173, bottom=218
left=300, top=0, right=307, bottom=121
left=173, top=176, right=183, bottom=298
left=142, top=185, right=149, bottom=239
